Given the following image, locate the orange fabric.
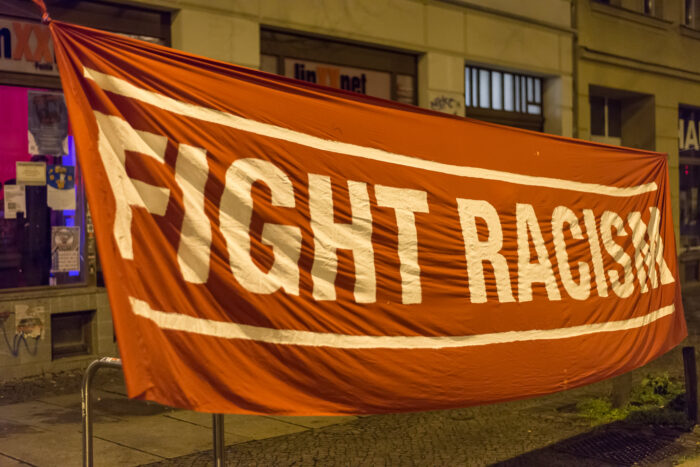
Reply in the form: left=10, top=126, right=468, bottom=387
left=49, top=20, right=686, bottom=415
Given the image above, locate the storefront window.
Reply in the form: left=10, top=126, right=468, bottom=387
left=0, top=84, right=85, bottom=289
left=260, top=29, right=417, bottom=105
left=679, top=105, right=700, bottom=281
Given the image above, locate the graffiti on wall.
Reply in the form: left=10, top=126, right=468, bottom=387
left=428, top=92, right=464, bottom=116
left=0, top=304, right=45, bottom=357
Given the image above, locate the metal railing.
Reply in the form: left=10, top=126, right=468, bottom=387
left=81, top=357, right=226, bottom=466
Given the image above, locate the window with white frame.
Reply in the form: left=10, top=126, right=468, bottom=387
left=464, top=65, right=543, bottom=131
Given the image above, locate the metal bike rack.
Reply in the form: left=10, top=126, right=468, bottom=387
left=81, top=357, right=226, bottom=466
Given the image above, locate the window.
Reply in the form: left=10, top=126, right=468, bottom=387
left=51, top=310, right=94, bottom=359
left=261, top=29, right=417, bottom=105
left=0, top=85, right=86, bottom=290
left=464, top=65, right=543, bottom=131
left=679, top=105, right=700, bottom=281
left=644, top=0, right=655, bottom=15
left=686, top=0, right=700, bottom=27
left=590, top=96, right=622, bottom=145
left=593, top=0, right=661, bottom=17
left=465, top=66, right=542, bottom=115
left=589, top=86, right=654, bottom=150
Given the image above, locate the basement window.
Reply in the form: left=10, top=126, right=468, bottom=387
left=51, top=310, right=93, bottom=359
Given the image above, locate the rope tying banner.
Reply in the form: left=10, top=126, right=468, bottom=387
left=31, top=0, right=52, bottom=24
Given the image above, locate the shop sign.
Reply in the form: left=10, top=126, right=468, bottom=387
left=679, top=106, right=700, bottom=153
left=678, top=105, right=700, bottom=240
left=284, top=58, right=391, bottom=99
left=0, top=18, right=57, bottom=75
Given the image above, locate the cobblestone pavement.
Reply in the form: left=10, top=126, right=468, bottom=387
left=142, top=400, right=593, bottom=466
left=140, top=397, right=700, bottom=466
left=141, top=345, right=700, bottom=467
left=3, top=298, right=699, bottom=466
left=138, top=291, right=700, bottom=466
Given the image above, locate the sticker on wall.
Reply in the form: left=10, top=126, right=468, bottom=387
left=16, top=161, right=47, bottom=186
left=86, top=204, right=94, bottom=236
left=14, top=304, right=45, bottom=340
left=47, top=165, right=76, bottom=210
left=3, top=185, right=26, bottom=219
left=51, top=226, right=80, bottom=272
left=28, top=91, right=69, bottom=156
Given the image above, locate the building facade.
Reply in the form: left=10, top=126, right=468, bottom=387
left=0, top=0, right=170, bottom=379
left=575, top=0, right=700, bottom=285
left=1, top=0, right=697, bottom=380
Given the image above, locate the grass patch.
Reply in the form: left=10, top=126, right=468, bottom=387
left=576, top=373, right=689, bottom=427
left=576, top=397, right=628, bottom=425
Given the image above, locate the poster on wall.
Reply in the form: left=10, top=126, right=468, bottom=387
left=2, top=185, right=25, bottom=219
left=46, top=165, right=76, bottom=210
left=16, top=161, right=46, bottom=186
left=51, top=226, right=80, bottom=272
left=14, top=304, right=45, bottom=340
left=28, top=91, right=69, bottom=156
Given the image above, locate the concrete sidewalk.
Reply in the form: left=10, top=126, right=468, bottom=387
left=2, top=366, right=700, bottom=466
left=0, top=375, right=356, bottom=466
left=3, top=288, right=700, bottom=467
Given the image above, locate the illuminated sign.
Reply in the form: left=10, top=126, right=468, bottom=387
left=0, top=18, right=57, bottom=75
left=679, top=105, right=700, bottom=239
left=284, top=58, right=391, bottom=99
left=680, top=106, right=700, bottom=153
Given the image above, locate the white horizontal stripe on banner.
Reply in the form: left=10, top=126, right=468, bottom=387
left=84, top=67, right=657, bottom=198
left=129, top=297, right=675, bottom=349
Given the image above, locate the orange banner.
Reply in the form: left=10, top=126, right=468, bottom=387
left=49, top=20, right=686, bottom=415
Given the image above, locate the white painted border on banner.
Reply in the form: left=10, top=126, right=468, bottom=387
left=129, top=297, right=675, bottom=349
left=83, top=67, right=657, bottom=198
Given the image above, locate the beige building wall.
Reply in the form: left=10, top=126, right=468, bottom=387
left=576, top=0, right=700, bottom=279
left=0, top=0, right=575, bottom=381
left=0, top=289, right=115, bottom=380
left=144, top=0, right=574, bottom=136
